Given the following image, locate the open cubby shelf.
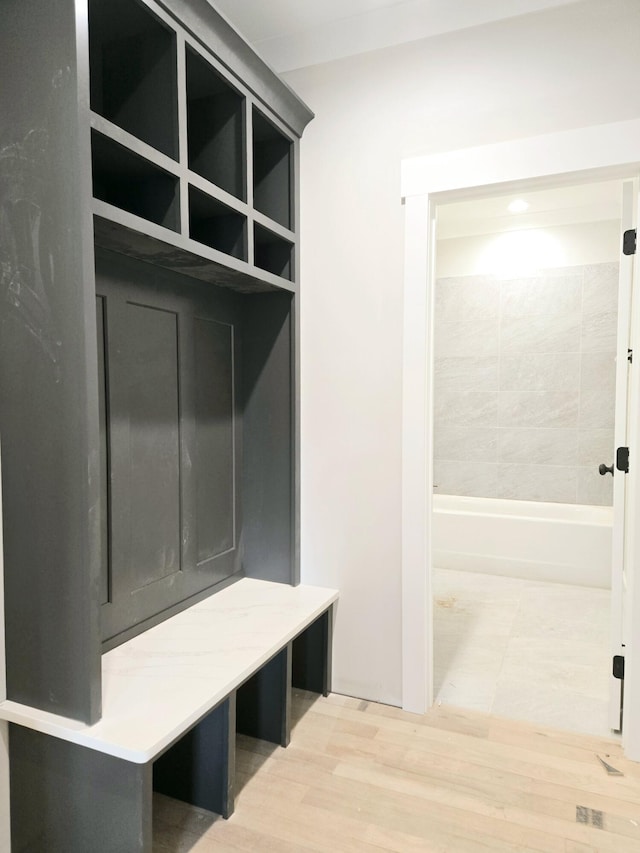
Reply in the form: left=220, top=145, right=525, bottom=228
left=88, top=0, right=178, bottom=160
left=87, top=3, right=297, bottom=287
left=92, top=130, right=180, bottom=232
left=189, top=185, right=247, bottom=260
left=254, top=223, right=294, bottom=281
left=253, top=109, right=293, bottom=230
left=186, top=47, right=246, bottom=200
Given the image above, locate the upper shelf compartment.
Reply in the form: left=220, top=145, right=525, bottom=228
left=92, top=130, right=180, bottom=232
left=253, top=109, right=293, bottom=231
left=186, top=47, right=246, bottom=201
left=89, top=0, right=178, bottom=160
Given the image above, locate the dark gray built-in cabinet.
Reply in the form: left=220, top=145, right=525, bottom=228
left=0, top=0, right=311, bottom=730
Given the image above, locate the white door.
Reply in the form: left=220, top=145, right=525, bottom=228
left=609, top=180, right=636, bottom=730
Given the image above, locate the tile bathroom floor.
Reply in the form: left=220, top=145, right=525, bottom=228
left=433, top=567, right=617, bottom=738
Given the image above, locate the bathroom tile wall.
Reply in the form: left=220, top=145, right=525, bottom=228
left=433, top=263, right=619, bottom=505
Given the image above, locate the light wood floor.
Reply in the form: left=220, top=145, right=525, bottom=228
left=153, top=690, right=640, bottom=852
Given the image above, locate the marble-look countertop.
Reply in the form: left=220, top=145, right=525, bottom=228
left=0, top=579, right=338, bottom=763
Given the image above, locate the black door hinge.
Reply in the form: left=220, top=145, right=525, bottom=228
left=623, top=229, right=637, bottom=256
left=628, top=348, right=633, bottom=363
left=616, top=446, right=630, bottom=473
left=613, top=655, right=625, bottom=680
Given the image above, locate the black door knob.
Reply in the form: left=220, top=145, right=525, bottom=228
left=599, top=462, right=614, bottom=476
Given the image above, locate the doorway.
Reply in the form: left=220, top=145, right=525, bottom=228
left=430, top=180, right=623, bottom=737
left=399, top=117, right=640, bottom=760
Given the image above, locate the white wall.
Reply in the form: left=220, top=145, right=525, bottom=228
left=437, top=220, right=621, bottom=278
left=285, top=0, right=640, bottom=706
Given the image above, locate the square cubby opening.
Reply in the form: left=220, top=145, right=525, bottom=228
left=254, top=224, right=294, bottom=281
left=186, top=47, right=245, bottom=200
left=253, top=109, right=292, bottom=230
left=189, top=186, right=247, bottom=261
left=89, top=0, right=178, bottom=159
left=91, top=131, right=180, bottom=231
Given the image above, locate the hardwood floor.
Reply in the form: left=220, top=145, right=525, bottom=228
left=153, top=691, right=640, bottom=852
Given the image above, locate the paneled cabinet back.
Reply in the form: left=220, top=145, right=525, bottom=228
left=96, top=251, right=244, bottom=646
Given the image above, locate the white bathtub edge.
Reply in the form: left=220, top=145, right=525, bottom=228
left=434, top=550, right=610, bottom=589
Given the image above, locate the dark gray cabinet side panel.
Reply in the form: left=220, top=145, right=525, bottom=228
left=236, top=645, right=291, bottom=747
left=96, top=296, right=111, bottom=605
left=292, top=608, right=332, bottom=697
left=242, top=293, right=295, bottom=584
left=10, top=725, right=152, bottom=853
left=0, top=0, right=102, bottom=722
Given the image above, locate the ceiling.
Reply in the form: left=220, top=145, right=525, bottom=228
left=212, top=0, right=582, bottom=72
left=211, top=1, right=613, bottom=235
left=436, top=180, right=623, bottom=240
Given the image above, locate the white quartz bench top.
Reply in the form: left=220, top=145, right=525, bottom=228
left=0, top=578, right=338, bottom=763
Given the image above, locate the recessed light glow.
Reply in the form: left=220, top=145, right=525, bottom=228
left=477, top=230, right=566, bottom=278
left=508, top=199, right=530, bottom=214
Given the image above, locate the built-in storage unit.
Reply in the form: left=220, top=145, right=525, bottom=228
left=0, top=0, right=322, bottom=850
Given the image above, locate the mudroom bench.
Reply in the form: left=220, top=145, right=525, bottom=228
left=0, top=579, right=338, bottom=851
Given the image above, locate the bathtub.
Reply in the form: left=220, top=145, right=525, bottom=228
left=432, top=494, right=613, bottom=589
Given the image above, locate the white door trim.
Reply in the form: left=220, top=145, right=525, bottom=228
left=400, top=118, right=640, bottom=760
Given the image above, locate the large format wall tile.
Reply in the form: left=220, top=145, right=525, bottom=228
left=499, top=353, right=579, bottom=393
left=577, top=428, right=615, bottom=467
left=577, top=465, right=613, bottom=506
left=498, top=428, right=577, bottom=466
left=579, top=387, right=615, bottom=429
left=583, top=263, right=619, bottom=315
left=500, top=274, right=581, bottom=317
left=498, top=390, right=579, bottom=429
left=435, top=355, right=499, bottom=392
left=581, top=312, right=617, bottom=352
left=580, top=351, right=617, bottom=391
left=579, top=353, right=616, bottom=429
left=435, top=318, right=499, bottom=357
left=495, top=463, right=578, bottom=503
left=435, top=275, right=500, bottom=322
left=433, top=262, right=619, bottom=506
left=500, top=312, right=581, bottom=353
left=433, top=460, right=499, bottom=498
left=434, top=425, right=498, bottom=462
left=435, top=390, right=498, bottom=427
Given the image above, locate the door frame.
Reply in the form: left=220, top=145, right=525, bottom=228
left=400, top=117, right=640, bottom=759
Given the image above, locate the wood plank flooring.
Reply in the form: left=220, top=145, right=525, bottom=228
left=153, top=691, right=640, bottom=852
